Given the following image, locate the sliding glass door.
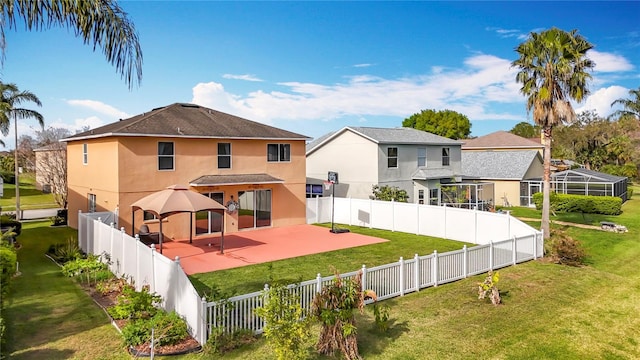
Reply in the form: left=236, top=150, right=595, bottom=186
left=195, top=192, right=224, bottom=235
left=238, top=189, right=272, bottom=229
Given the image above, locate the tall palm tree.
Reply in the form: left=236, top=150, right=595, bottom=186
left=1, top=82, right=44, bottom=220
left=611, top=86, right=640, bottom=121
left=1, top=0, right=143, bottom=88
left=512, top=28, right=595, bottom=239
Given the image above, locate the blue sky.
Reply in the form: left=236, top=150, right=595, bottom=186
left=3, top=1, right=639, bottom=148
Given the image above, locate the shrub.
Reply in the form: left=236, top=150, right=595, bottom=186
left=371, top=303, right=391, bottom=332
left=255, top=283, right=311, bottom=360
left=121, top=311, right=189, bottom=348
left=108, top=286, right=161, bottom=320
left=547, top=230, right=586, bottom=266
left=0, top=244, right=17, bottom=304
left=48, top=238, right=83, bottom=263
left=533, top=192, right=622, bottom=215
left=61, top=255, right=109, bottom=285
left=477, top=271, right=501, bottom=306
left=0, top=171, right=15, bottom=184
left=96, top=277, right=130, bottom=296
left=0, top=216, right=21, bottom=236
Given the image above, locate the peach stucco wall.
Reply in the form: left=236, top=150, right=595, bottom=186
left=67, top=136, right=306, bottom=238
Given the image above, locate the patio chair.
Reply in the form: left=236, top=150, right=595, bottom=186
left=138, top=224, right=159, bottom=245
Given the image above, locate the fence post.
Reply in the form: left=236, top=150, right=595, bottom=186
left=349, top=197, right=353, bottom=226
left=399, top=257, right=404, bottom=296
left=134, top=234, right=141, bottom=282
left=200, top=296, right=208, bottom=344
left=414, top=254, right=420, bottom=292
left=174, top=256, right=181, bottom=311
left=120, top=227, right=126, bottom=278
left=361, top=265, right=367, bottom=293
left=489, top=241, right=494, bottom=270
left=315, top=197, right=319, bottom=224
left=532, top=232, right=537, bottom=259
left=433, top=250, right=438, bottom=287
left=77, top=210, right=83, bottom=250
left=316, top=273, right=322, bottom=294
left=443, top=206, right=447, bottom=240
left=150, top=244, right=157, bottom=294
left=391, top=199, right=395, bottom=232
left=463, top=245, right=468, bottom=278
left=474, top=208, right=478, bottom=244
left=416, top=203, right=420, bottom=235
left=512, top=236, right=517, bottom=265
left=369, top=198, right=373, bottom=229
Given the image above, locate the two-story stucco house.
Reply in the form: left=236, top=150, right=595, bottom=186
left=62, top=103, right=309, bottom=240
left=306, top=126, right=463, bottom=204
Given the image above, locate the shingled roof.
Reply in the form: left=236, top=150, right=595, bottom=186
left=462, top=131, right=542, bottom=150
left=307, top=126, right=462, bottom=155
left=62, top=103, right=309, bottom=141
left=462, top=150, right=542, bottom=180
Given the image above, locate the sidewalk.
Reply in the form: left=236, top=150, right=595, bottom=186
left=1, top=208, right=62, bottom=220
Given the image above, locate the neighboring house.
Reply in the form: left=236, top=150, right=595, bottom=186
left=34, top=142, right=67, bottom=198
left=62, top=103, right=309, bottom=240
left=306, top=126, right=463, bottom=204
left=462, top=131, right=544, bottom=207
left=523, top=168, right=629, bottom=203
left=462, top=151, right=543, bottom=207
left=462, top=131, right=544, bottom=154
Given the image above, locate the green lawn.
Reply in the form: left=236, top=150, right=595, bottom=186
left=1, top=173, right=58, bottom=211
left=4, top=222, right=128, bottom=360
left=5, top=189, right=640, bottom=359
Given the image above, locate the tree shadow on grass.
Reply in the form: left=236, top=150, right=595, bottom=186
left=359, top=318, right=410, bottom=357
left=9, top=348, right=75, bottom=360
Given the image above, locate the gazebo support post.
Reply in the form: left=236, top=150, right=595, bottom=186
left=131, top=211, right=135, bottom=237
left=159, top=217, right=164, bottom=254
left=189, top=213, right=193, bottom=244
left=220, top=209, right=225, bottom=254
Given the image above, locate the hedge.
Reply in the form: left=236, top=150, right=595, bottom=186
left=0, top=171, right=14, bottom=185
left=532, top=192, right=622, bottom=215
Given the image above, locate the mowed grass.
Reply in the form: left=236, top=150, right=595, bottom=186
left=4, top=222, right=129, bottom=360
left=5, top=187, right=640, bottom=359
left=0, top=173, right=58, bottom=211
left=190, top=227, right=472, bottom=295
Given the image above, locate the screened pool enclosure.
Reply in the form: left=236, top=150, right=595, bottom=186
left=520, top=168, right=629, bottom=206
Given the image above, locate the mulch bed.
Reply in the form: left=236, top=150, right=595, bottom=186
left=82, top=281, right=203, bottom=356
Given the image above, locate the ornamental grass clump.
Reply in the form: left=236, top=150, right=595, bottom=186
left=547, top=229, right=587, bottom=266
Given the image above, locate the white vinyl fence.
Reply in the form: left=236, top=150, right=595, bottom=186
left=78, top=197, right=543, bottom=344
left=306, top=196, right=539, bottom=245
left=77, top=211, right=208, bottom=345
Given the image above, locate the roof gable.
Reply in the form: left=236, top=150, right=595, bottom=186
left=306, top=126, right=462, bottom=155
left=462, top=131, right=542, bottom=149
left=62, top=103, right=309, bottom=142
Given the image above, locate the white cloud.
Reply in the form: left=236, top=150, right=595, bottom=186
left=49, top=116, right=106, bottom=134
left=589, top=50, right=634, bottom=72
left=353, top=63, right=373, bottom=68
left=66, top=99, right=130, bottom=119
left=191, top=53, right=526, bottom=124
left=574, top=85, right=629, bottom=117
left=222, top=74, right=263, bottom=82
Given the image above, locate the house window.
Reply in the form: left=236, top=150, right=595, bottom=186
left=143, top=211, right=157, bottom=221
left=82, top=143, right=88, bottom=165
left=418, top=189, right=424, bottom=204
left=158, top=142, right=174, bottom=170
left=418, top=147, right=426, bottom=167
left=387, top=147, right=398, bottom=168
left=88, top=193, right=96, bottom=213
left=218, top=143, right=231, bottom=169
left=267, top=144, right=291, bottom=162
left=442, top=148, right=450, bottom=166
left=429, top=188, right=439, bottom=206
left=306, top=184, right=324, bottom=198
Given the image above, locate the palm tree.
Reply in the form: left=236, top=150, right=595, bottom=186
left=1, top=0, right=142, bottom=88
left=1, top=82, right=44, bottom=220
left=512, top=28, right=595, bottom=239
left=611, top=86, right=640, bottom=121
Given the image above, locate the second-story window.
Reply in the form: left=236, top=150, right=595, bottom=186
left=388, top=147, right=398, bottom=168
left=417, top=147, right=426, bottom=167
left=82, top=143, right=88, bottom=165
left=218, top=143, right=231, bottom=169
left=158, top=142, right=174, bottom=170
left=267, top=144, right=291, bottom=162
left=442, top=147, right=450, bottom=166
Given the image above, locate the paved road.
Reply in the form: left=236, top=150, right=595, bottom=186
left=2, top=208, right=63, bottom=220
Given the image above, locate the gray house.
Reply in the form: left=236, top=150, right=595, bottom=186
left=306, top=126, right=463, bottom=203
